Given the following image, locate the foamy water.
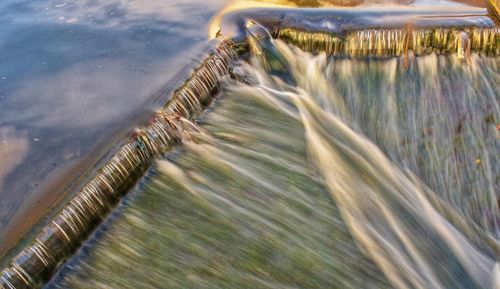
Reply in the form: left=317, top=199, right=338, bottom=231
left=46, top=39, right=499, bottom=289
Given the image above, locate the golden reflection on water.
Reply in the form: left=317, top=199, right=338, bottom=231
left=244, top=0, right=410, bottom=7
left=240, top=0, right=486, bottom=6
left=209, top=1, right=285, bottom=39
left=209, top=0, right=359, bottom=40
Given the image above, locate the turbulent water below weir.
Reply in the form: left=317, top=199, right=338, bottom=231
left=46, top=42, right=499, bottom=289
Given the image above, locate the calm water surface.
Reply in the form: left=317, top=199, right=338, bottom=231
left=0, top=0, right=227, bottom=255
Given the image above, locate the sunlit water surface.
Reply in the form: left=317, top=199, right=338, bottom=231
left=46, top=41, right=499, bottom=289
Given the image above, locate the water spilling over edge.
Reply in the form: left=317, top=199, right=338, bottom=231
left=47, top=38, right=499, bottom=289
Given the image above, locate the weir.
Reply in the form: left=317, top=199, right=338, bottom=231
left=47, top=41, right=499, bottom=289
left=1, top=2, right=499, bottom=289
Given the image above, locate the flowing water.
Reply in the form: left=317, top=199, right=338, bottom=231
left=45, top=39, right=499, bottom=289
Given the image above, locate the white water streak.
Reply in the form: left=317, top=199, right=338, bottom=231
left=234, top=40, right=499, bottom=289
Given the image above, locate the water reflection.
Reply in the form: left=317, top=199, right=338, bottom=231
left=0, top=127, right=29, bottom=192
left=0, top=0, right=227, bottom=256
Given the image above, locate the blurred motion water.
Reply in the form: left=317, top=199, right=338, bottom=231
left=46, top=40, right=499, bottom=288
left=0, top=0, right=227, bottom=254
